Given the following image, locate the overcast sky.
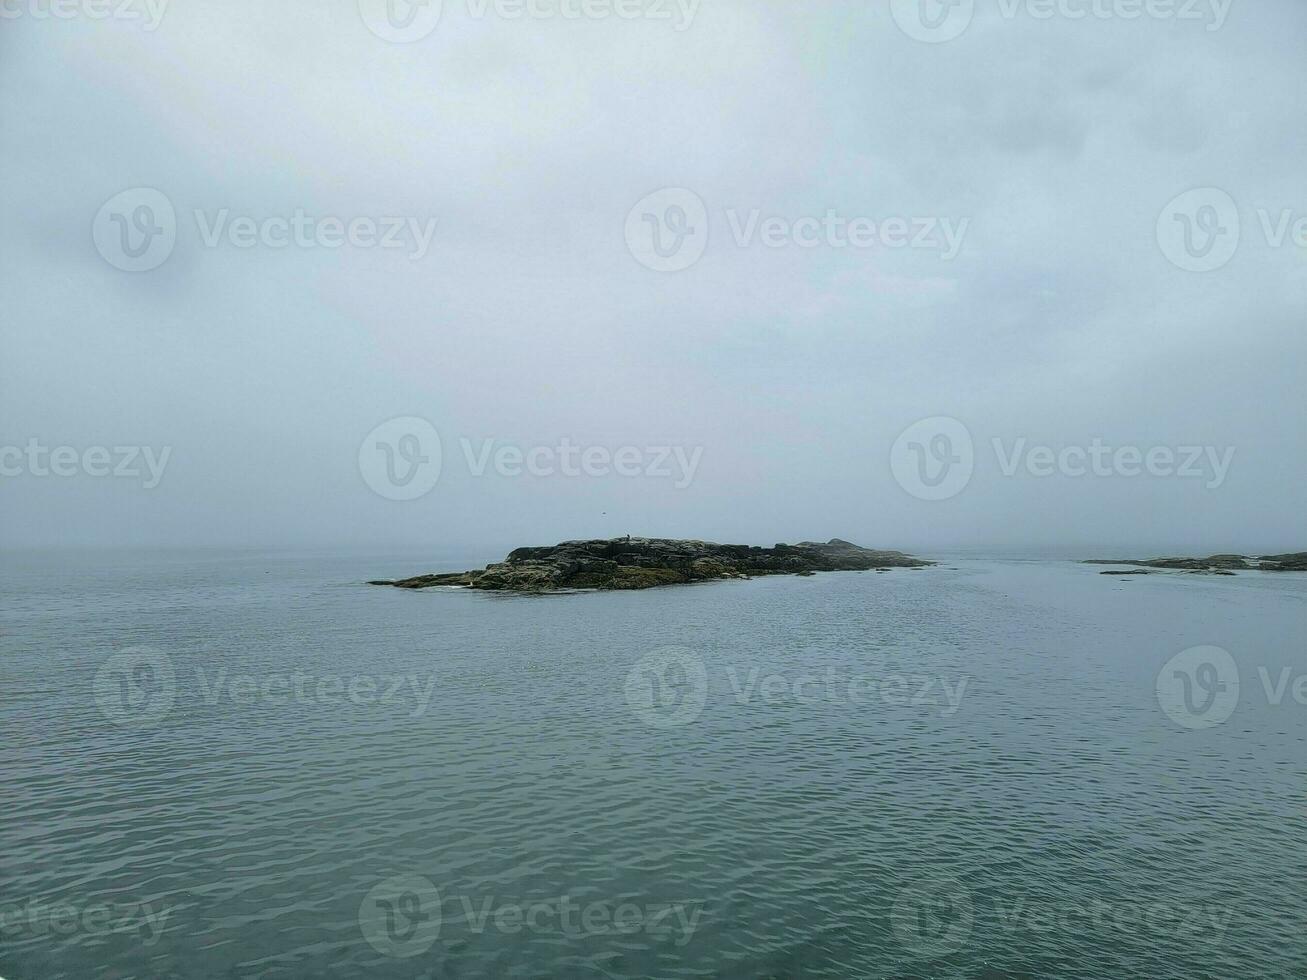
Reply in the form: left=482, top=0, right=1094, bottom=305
left=2, top=0, right=1304, bottom=557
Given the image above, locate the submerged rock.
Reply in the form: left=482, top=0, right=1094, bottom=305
left=371, top=537, right=933, bottom=594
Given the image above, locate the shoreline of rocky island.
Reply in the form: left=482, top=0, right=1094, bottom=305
left=1085, top=553, right=1307, bottom=576
left=370, top=537, right=933, bottom=594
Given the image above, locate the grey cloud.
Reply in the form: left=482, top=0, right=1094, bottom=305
left=1, top=0, right=1304, bottom=555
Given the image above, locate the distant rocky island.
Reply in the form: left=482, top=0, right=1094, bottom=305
left=370, top=537, right=933, bottom=594
left=1085, top=553, right=1307, bottom=576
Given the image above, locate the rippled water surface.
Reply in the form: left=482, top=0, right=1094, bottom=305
left=3, top=550, right=1306, bottom=979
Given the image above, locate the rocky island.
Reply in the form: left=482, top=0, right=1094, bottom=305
left=370, top=537, right=933, bottom=594
left=1085, top=553, right=1307, bottom=575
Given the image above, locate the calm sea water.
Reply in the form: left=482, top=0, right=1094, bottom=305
left=3, top=550, right=1305, bottom=979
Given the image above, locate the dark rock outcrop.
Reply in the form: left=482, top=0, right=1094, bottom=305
left=371, top=537, right=933, bottom=594
left=1085, top=552, right=1306, bottom=573
left=1258, top=553, right=1307, bottom=571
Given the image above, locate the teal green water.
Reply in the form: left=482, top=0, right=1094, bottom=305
left=2, top=552, right=1305, bottom=978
